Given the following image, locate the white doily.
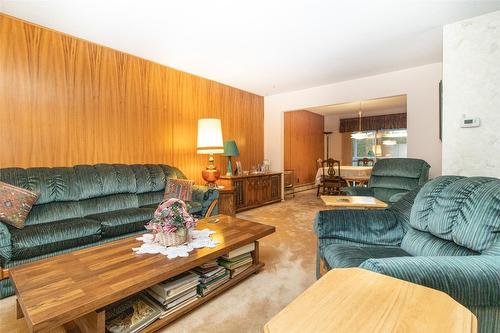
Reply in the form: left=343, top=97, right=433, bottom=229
left=132, top=228, right=219, bottom=259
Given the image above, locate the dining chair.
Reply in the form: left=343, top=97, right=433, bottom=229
left=357, top=158, right=374, bottom=166
left=317, top=159, right=345, bottom=197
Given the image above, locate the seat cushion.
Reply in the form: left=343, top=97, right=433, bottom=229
left=323, top=243, right=410, bottom=269
left=10, top=218, right=101, bottom=260
left=86, top=208, right=154, bottom=238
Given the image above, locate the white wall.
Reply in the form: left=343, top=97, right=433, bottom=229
left=265, top=63, right=443, bottom=178
left=442, top=11, right=500, bottom=177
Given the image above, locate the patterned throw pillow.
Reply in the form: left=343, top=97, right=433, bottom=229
left=164, top=178, right=194, bottom=202
left=0, top=182, right=39, bottom=229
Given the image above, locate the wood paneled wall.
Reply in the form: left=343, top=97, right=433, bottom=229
left=0, top=14, right=263, bottom=184
left=341, top=133, right=353, bottom=165
left=284, top=110, right=324, bottom=185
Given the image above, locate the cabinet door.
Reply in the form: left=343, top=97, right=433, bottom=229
left=234, top=180, right=245, bottom=209
left=270, top=175, right=281, bottom=200
left=260, top=176, right=271, bottom=203
left=245, top=177, right=258, bottom=207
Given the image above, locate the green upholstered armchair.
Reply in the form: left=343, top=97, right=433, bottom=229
left=343, top=158, right=430, bottom=203
left=315, top=176, right=500, bottom=332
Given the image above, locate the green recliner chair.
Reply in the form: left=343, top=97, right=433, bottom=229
left=315, top=176, right=500, bottom=332
left=343, top=158, right=430, bottom=203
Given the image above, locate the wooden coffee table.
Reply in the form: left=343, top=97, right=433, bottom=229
left=321, top=195, right=388, bottom=209
left=10, top=215, right=275, bottom=333
left=265, top=268, right=477, bottom=333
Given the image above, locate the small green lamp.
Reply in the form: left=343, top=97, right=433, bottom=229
left=223, top=140, right=240, bottom=176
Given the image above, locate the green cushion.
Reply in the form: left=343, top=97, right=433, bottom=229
left=323, top=244, right=410, bottom=269
left=369, top=175, right=420, bottom=191
left=25, top=201, right=82, bottom=226
left=137, top=191, right=164, bottom=207
left=409, top=176, right=500, bottom=253
left=401, top=229, right=477, bottom=257
left=80, top=194, right=139, bottom=216
left=131, top=165, right=168, bottom=194
left=86, top=208, right=154, bottom=238
left=370, top=158, right=430, bottom=179
left=9, top=218, right=101, bottom=260
left=0, top=167, right=81, bottom=204
left=74, top=164, right=137, bottom=199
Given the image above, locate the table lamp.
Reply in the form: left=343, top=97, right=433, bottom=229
left=197, top=118, right=224, bottom=187
left=223, top=140, right=240, bottom=176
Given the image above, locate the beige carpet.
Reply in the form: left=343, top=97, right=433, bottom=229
left=0, top=190, right=324, bottom=333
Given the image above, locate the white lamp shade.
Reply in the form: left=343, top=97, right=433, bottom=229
left=197, top=118, right=224, bottom=154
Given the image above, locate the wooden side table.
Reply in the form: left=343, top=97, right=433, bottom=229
left=320, top=195, right=388, bottom=209
left=264, top=268, right=477, bottom=333
left=217, top=186, right=236, bottom=215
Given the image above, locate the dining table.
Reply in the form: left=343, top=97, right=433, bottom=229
left=315, top=165, right=372, bottom=186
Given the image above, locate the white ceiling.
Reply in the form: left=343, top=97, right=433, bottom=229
left=307, top=95, right=407, bottom=118
left=1, top=1, right=500, bottom=96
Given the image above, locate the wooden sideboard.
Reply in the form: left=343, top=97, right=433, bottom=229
left=218, top=172, right=282, bottom=213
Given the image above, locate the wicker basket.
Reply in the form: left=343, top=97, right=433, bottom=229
left=155, top=229, right=190, bottom=247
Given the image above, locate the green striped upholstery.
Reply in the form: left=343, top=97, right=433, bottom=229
left=323, top=244, right=409, bottom=268
left=409, top=176, right=500, bottom=253
left=359, top=255, right=500, bottom=307
left=314, top=209, right=403, bottom=247
left=343, top=158, right=430, bottom=202
left=0, top=164, right=219, bottom=299
left=316, top=176, right=500, bottom=332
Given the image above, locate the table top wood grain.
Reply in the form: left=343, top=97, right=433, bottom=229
left=321, top=195, right=388, bottom=208
left=264, top=268, right=477, bottom=333
left=10, top=215, right=275, bottom=332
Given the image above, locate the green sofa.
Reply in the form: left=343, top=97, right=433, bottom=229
left=343, top=158, right=430, bottom=203
left=315, top=176, right=500, bottom=332
left=0, top=164, right=219, bottom=299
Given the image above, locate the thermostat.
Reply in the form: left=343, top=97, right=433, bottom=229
left=461, top=117, right=480, bottom=128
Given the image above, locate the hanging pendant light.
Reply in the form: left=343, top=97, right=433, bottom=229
left=351, top=102, right=368, bottom=140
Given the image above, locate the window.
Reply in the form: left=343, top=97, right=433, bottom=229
left=352, top=129, right=407, bottom=165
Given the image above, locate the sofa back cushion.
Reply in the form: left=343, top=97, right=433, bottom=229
left=0, top=167, right=81, bottom=204
left=403, top=176, right=500, bottom=255
left=131, top=165, right=168, bottom=194
left=75, top=164, right=137, bottom=199
left=0, top=164, right=185, bottom=225
left=368, top=158, right=430, bottom=202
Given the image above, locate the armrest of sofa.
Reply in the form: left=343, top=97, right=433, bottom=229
left=314, top=209, right=404, bottom=246
left=341, top=187, right=374, bottom=196
left=359, top=255, right=500, bottom=307
left=192, top=185, right=219, bottom=217
left=0, top=222, right=11, bottom=268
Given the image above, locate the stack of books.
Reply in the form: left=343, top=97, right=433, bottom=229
left=192, top=265, right=229, bottom=296
left=146, top=272, right=199, bottom=319
left=105, top=292, right=163, bottom=333
left=218, top=243, right=255, bottom=278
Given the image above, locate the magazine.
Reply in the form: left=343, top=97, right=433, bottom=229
left=105, top=293, right=162, bottom=333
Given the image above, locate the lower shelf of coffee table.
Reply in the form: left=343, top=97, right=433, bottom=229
left=141, top=262, right=264, bottom=333
left=55, top=262, right=264, bottom=333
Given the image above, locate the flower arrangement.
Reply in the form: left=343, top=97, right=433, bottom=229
left=146, top=198, right=197, bottom=246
